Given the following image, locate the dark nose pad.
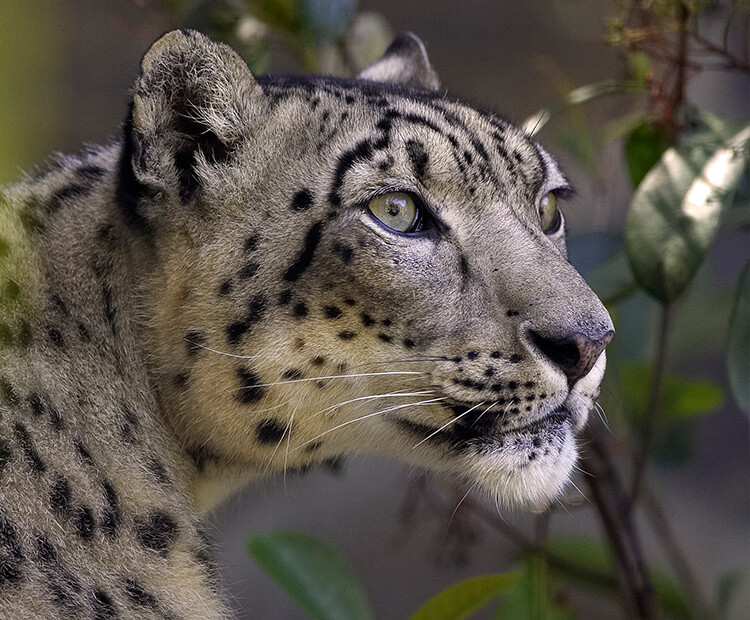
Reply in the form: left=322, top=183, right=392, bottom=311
left=529, top=329, right=614, bottom=384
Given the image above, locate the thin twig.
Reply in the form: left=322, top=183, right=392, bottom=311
left=631, top=303, right=672, bottom=503
left=643, top=481, right=712, bottom=619
left=584, top=422, right=657, bottom=619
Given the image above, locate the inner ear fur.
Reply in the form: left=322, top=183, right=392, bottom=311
left=126, top=30, right=262, bottom=207
left=358, top=32, right=440, bottom=91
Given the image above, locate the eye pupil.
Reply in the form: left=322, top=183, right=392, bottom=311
left=386, top=199, right=402, bottom=216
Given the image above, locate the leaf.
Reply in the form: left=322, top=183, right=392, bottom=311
left=624, top=121, right=670, bottom=188
left=727, top=261, right=750, bottom=413
left=619, top=365, right=723, bottom=423
left=625, top=124, right=750, bottom=302
left=494, top=557, right=575, bottom=620
left=410, top=573, right=518, bottom=620
left=248, top=532, right=374, bottom=620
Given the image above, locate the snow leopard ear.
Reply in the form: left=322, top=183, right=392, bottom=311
left=118, top=30, right=263, bottom=228
left=358, top=33, right=440, bottom=91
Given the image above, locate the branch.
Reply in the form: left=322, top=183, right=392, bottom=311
left=583, top=421, right=657, bottom=619
left=631, top=303, right=672, bottom=503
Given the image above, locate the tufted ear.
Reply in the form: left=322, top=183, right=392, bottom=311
left=118, top=30, right=263, bottom=229
left=358, top=32, right=440, bottom=91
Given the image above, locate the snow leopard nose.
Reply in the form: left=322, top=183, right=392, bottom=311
left=528, top=328, right=614, bottom=384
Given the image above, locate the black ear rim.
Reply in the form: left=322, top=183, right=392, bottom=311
left=116, top=102, right=153, bottom=233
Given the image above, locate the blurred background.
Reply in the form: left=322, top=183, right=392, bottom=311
left=1, top=1, right=748, bottom=618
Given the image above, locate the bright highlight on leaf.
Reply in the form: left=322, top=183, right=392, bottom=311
left=625, top=124, right=750, bottom=303
left=248, top=532, right=374, bottom=620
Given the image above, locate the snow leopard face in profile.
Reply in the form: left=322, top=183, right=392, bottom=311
left=127, top=30, right=613, bottom=509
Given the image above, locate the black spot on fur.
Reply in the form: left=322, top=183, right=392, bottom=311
left=92, top=589, right=117, bottom=619
left=147, top=457, right=172, bottom=485
left=218, top=279, right=233, bottom=296
left=338, top=331, right=356, bottom=340
left=343, top=298, right=357, bottom=306
left=0, top=439, right=11, bottom=473
left=101, top=481, right=121, bottom=538
left=47, top=183, right=92, bottom=215
left=50, top=475, right=72, bottom=515
left=293, top=302, right=309, bottom=317
left=283, top=221, right=323, bottom=282
left=47, top=326, right=64, bottom=347
left=136, top=511, right=179, bottom=555
left=28, top=393, right=44, bottom=417
left=329, top=139, right=373, bottom=208
left=0, top=377, right=19, bottom=407
left=282, top=368, right=304, bottom=380
left=406, top=139, right=429, bottom=178
left=490, top=351, right=502, bottom=359
left=324, top=306, right=342, bottom=319
left=256, top=419, right=286, bottom=444
left=226, top=320, right=248, bottom=346
left=360, top=313, right=375, bottom=327
left=74, top=506, right=95, bottom=541
left=247, top=293, right=268, bottom=324
left=507, top=309, right=520, bottom=317
left=239, top=261, right=259, bottom=279
left=36, top=535, right=83, bottom=610
left=291, top=188, right=314, bottom=211
left=14, top=423, right=45, bottom=473
left=403, top=338, right=416, bottom=349
left=102, top=284, right=116, bottom=333
left=311, top=356, right=326, bottom=366
left=75, top=441, right=94, bottom=466
left=467, top=351, right=479, bottom=360
left=377, top=333, right=392, bottom=343
left=185, top=330, right=206, bottom=357
left=124, top=579, right=158, bottom=608
left=333, top=242, right=354, bottom=263
left=235, top=367, right=265, bottom=404
left=0, top=511, right=24, bottom=586
left=278, top=289, right=292, bottom=305
left=509, top=354, right=523, bottom=363
left=77, top=322, right=90, bottom=341
left=244, top=234, right=259, bottom=252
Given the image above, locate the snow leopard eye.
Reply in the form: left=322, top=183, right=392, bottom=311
left=539, top=192, right=563, bottom=235
left=368, top=192, right=424, bottom=233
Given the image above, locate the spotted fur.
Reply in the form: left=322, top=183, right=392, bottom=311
left=0, top=30, right=613, bottom=618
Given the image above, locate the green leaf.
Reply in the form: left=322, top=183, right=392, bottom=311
left=625, top=123, right=750, bottom=302
left=619, top=365, right=723, bottom=423
left=410, top=573, right=518, bottom=620
left=494, top=557, right=575, bottom=620
left=546, top=537, right=613, bottom=578
left=248, top=532, right=374, bottom=620
left=727, top=261, right=750, bottom=413
left=624, top=121, right=670, bottom=188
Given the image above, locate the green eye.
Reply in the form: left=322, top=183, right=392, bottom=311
left=539, top=192, right=562, bottom=234
left=368, top=192, right=419, bottom=233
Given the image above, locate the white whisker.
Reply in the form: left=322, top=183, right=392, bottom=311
left=184, top=339, right=260, bottom=360
left=310, top=389, right=435, bottom=418
left=294, top=397, right=446, bottom=451
left=233, top=370, right=427, bottom=393
left=412, top=401, right=486, bottom=448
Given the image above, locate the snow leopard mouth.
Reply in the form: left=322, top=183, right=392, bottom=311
left=392, top=404, right=572, bottom=451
